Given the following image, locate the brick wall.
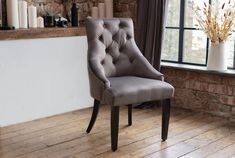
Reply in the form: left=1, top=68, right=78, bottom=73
left=1, top=0, right=136, bottom=26
left=162, top=67, right=235, bottom=122
left=114, top=0, right=136, bottom=23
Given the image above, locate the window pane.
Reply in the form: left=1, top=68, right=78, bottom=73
left=162, top=29, right=179, bottom=61
left=184, top=0, right=206, bottom=28
left=211, top=0, right=227, bottom=9
left=166, top=0, right=180, bottom=27
left=227, top=33, right=235, bottom=68
left=183, top=30, right=207, bottom=64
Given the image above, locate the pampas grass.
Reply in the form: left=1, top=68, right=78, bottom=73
left=192, top=0, right=235, bottom=43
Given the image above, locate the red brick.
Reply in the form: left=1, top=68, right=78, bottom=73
left=162, top=68, right=176, bottom=76
left=186, top=71, right=198, bottom=80
left=218, top=85, right=228, bottom=95
left=198, top=74, right=221, bottom=84
left=219, top=95, right=235, bottom=106
left=200, top=82, right=209, bottom=91
left=189, top=81, right=201, bottom=90
left=208, top=84, right=216, bottom=93
left=232, top=87, right=235, bottom=96
left=185, top=81, right=190, bottom=89
left=222, top=77, right=235, bottom=85
left=208, top=84, right=233, bottom=95
left=232, top=107, right=235, bottom=115
left=175, top=70, right=188, bottom=78
left=115, top=3, right=129, bottom=12
left=129, top=3, right=136, bottom=17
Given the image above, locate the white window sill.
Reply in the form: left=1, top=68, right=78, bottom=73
left=161, top=62, right=235, bottom=77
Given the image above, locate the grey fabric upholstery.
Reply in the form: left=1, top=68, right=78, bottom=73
left=86, top=18, right=174, bottom=106
left=104, top=76, right=174, bottom=106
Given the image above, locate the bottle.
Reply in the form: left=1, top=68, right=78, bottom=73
left=71, top=3, right=78, bottom=27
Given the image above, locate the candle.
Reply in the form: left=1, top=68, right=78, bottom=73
left=28, top=5, right=37, bottom=28
left=98, top=3, right=105, bottom=18
left=7, top=0, right=19, bottom=28
left=37, top=16, right=44, bottom=28
left=18, top=0, right=28, bottom=29
left=105, top=0, right=113, bottom=18
left=91, top=7, right=98, bottom=18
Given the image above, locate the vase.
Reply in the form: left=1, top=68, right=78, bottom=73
left=207, top=42, right=227, bottom=71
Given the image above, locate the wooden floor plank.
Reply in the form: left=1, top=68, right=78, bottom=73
left=0, top=107, right=92, bottom=135
left=0, top=106, right=150, bottom=148
left=146, top=142, right=197, bottom=158
left=95, top=116, right=225, bottom=158
left=13, top=109, right=173, bottom=158
left=12, top=108, right=190, bottom=158
left=180, top=132, right=235, bottom=158
left=0, top=105, right=233, bottom=158
left=206, top=143, right=235, bottom=158
left=69, top=113, right=217, bottom=158
left=39, top=112, right=196, bottom=158
left=147, top=124, right=235, bottom=158
left=0, top=108, right=157, bottom=157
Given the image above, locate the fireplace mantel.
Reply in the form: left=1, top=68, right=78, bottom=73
left=0, top=27, right=86, bottom=41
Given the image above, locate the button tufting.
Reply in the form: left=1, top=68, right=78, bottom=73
left=129, top=58, right=135, bottom=63
left=119, top=23, right=125, bottom=28
left=119, top=47, right=123, bottom=52
left=101, top=60, right=105, bottom=64
left=126, top=35, right=131, bottom=40
left=99, top=35, right=103, bottom=42
left=105, top=47, right=109, bottom=53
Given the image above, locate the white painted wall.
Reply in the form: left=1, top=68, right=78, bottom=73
left=0, top=36, right=93, bottom=127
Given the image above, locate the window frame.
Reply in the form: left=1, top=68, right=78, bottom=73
left=162, top=0, right=235, bottom=68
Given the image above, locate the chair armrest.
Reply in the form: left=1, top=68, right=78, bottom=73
left=88, top=62, right=110, bottom=101
left=133, top=55, right=164, bottom=81
left=88, top=63, right=110, bottom=88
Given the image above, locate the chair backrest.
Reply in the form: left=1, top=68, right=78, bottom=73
left=86, top=18, right=141, bottom=78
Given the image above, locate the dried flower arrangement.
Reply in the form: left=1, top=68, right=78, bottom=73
left=192, top=0, right=235, bottom=43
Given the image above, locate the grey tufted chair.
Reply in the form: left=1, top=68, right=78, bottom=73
left=85, top=18, right=174, bottom=151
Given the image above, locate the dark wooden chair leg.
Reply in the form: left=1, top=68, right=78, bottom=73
left=161, top=99, right=171, bottom=141
left=128, top=104, right=132, bottom=126
left=111, top=106, right=119, bottom=151
left=86, top=99, right=100, bottom=133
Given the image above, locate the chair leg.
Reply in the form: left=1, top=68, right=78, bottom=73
left=111, top=106, right=119, bottom=151
left=161, top=99, right=171, bottom=141
left=128, top=104, right=132, bottom=126
left=86, top=99, right=100, bottom=133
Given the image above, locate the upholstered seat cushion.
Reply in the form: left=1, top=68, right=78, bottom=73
left=103, top=76, right=174, bottom=106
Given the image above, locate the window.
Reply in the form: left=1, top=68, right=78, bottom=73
left=162, top=0, right=235, bottom=68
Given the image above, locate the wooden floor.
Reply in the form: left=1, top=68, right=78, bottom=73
left=1, top=106, right=235, bottom=158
